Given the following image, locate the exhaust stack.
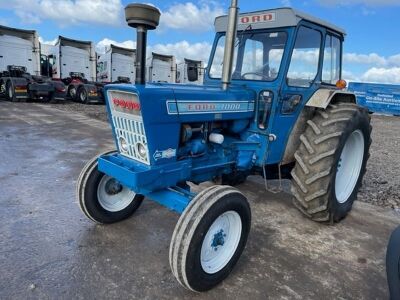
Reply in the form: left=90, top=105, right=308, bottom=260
left=221, top=0, right=239, bottom=90
left=125, top=4, right=161, bottom=85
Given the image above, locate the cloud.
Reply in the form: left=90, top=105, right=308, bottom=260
left=0, top=0, right=123, bottom=26
left=39, top=37, right=58, bottom=45
left=96, top=38, right=136, bottom=54
left=361, top=67, right=400, bottom=84
left=281, top=0, right=292, bottom=6
left=159, top=2, right=224, bottom=33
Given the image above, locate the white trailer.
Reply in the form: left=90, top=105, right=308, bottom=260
left=147, top=52, right=176, bottom=83
left=0, top=25, right=66, bottom=102
left=97, top=44, right=135, bottom=83
left=47, top=36, right=101, bottom=103
left=176, top=58, right=204, bottom=84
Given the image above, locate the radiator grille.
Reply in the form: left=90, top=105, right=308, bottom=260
left=112, top=115, right=150, bottom=165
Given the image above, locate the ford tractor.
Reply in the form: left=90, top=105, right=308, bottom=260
left=77, top=2, right=371, bottom=292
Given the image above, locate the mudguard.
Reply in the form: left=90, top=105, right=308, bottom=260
left=306, top=88, right=356, bottom=109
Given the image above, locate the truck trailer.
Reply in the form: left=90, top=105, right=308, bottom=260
left=47, top=36, right=102, bottom=103
left=97, top=44, right=136, bottom=84
left=0, top=25, right=66, bottom=102
left=176, top=58, right=204, bottom=84
left=147, top=52, right=176, bottom=83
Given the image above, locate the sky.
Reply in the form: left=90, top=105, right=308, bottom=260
left=0, top=0, right=399, bottom=83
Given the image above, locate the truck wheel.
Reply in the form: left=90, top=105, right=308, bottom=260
left=387, top=226, right=400, bottom=300
left=291, top=102, right=371, bottom=223
left=77, top=150, right=144, bottom=224
left=169, top=185, right=251, bottom=292
left=78, top=87, right=88, bottom=104
left=5, top=81, right=17, bottom=102
left=68, top=86, right=77, bottom=101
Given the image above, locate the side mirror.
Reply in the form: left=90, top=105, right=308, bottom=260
left=187, top=63, right=198, bottom=82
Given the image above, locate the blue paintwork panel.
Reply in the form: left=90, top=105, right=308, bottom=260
left=348, top=82, right=400, bottom=115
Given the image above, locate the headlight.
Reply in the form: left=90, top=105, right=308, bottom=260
left=136, top=142, right=147, bottom=158
left=119, top=137, right=129, bottom=152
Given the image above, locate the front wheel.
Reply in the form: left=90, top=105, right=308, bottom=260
left=169, top=185, right=251, bottom=292
left=77, top=150, right=143, bottom=224
left=78, top=87, right=88, bottom=104
left=291, top=102, right=371, bottom=223
left=5, top=81, right=16, bottom=102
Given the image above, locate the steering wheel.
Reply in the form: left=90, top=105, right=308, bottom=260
left=241, top=72, right=270, bottom=80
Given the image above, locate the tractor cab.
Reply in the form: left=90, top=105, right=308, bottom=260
left=205, top=8, right=346, bottom=163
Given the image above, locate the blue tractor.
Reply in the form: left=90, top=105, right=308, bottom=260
left=77, top=2, right=372, bottom=292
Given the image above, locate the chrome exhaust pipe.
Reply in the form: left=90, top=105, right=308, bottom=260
left=221, top=0, right=239, bottom=90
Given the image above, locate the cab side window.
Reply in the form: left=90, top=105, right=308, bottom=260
left=287, top=26, right=322, bottom=87
left=322, top=34, right=341, bottom=84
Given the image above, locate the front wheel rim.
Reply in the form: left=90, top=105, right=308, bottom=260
left=200, top=211, right=242, bottom=274
left=80, top=91, right=87, bottom=102
left=97, top=175, right=135, bottom=212
left=8, top=86, right=13, bottom=98
left=335, top=129, right=365, bottom=204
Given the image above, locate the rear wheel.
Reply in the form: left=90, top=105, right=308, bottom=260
left=77, top=150, right=144, bottom=224
left=387, top=226, right=400, bottom=300
left=169, top=185, right=251, bottom=292
left=291, top=102, right=371, bottom=223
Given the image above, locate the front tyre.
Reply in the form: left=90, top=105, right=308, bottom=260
left=77, top=150, right=143, bottom=224
left=5, top=81, right=16, bottom=102
left=387, top=226, right=400, bottom=300
left=169, top=185, right=251, bottom=292
left=291, top=102, right=371, bottom=223
left=78, top=86, right=88, bottom=104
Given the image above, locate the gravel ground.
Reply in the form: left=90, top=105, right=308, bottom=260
left=47, top=101, right=400, bottom=210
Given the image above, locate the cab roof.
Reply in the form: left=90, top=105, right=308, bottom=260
left=214, top=7, right=346, bottom=35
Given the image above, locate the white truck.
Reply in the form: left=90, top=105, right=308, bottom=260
left=97, top=44, right=136, bottom=83
left=147, top=52, right=176, bottom=83
left=47, top=36, right=102, bottom=103
left=0, top=25, right=66, bottom=102
left=176, top=58, right=204, bottom=84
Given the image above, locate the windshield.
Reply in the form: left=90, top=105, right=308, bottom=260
left=209, top=31, right=288, bottom=82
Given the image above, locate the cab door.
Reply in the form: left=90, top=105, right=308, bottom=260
left=266, top=23, right=326, bottom=164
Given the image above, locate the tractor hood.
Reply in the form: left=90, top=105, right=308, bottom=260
left=104, top=82, right=256, bottom=165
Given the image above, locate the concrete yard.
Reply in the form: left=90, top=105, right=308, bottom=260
left=0, top=101, right=398, bottom=299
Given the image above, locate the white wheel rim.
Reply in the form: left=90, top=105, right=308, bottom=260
left=8, top=86, right=13, bottom=98
left=97, top=175, right=135, bottom=212
left=335, top=129, right=365, bottom=204
left=70, top=88, right=76, bottom=97
left=200, top=211, right=242, bottom=274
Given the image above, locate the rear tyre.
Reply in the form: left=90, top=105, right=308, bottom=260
left=387, top=226, right=400, bottom=300
left=77, top=150, right=144, bottom=224
left=78, top=87, right=88, bottom=104
left=5, top=81, right=17, bottom=102
left=169, top=185, right=251, bottom=292
left=291, top=102, right=371, bottom=223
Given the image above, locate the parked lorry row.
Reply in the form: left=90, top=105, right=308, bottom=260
left=0, top=24, right=205, bottom=104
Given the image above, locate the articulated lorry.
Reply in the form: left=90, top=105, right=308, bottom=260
left=97, top=44, right=136, bottom=84
left=176, top=58, right=204, bottom=84
left=0, top=25, right=66, bottom=102
left=47, top=36, right=102, bottom=103
left=147, top=52, right=176, bottom=83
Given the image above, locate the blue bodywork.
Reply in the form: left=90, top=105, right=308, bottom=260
left=348, top=82, right=400, bottom=115
left=97, top=19, right=345, bottom=213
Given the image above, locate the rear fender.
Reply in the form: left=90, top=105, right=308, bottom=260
left=306, top=88, right=356, bottom=109
left=282, top=89, right=356, bottom=164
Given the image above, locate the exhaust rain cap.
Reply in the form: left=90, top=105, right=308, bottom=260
left=125, top=3, right=161, bottom=30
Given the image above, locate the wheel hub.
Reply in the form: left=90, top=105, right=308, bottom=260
left=104, top=178, right=123, bottom=195
left=211, top=230, right=226, bottom=251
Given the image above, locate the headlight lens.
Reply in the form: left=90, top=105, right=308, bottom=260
left=137, top=142, right=147, bottom=158
left=119, top=137, right=129, bottom=152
